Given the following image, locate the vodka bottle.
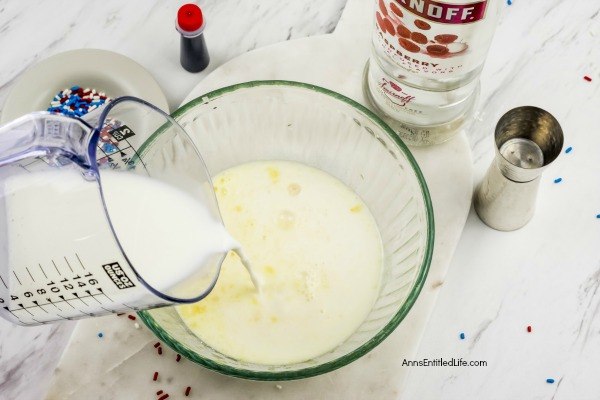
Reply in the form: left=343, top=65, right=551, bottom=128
left=364, top=0, right=502, bottom=145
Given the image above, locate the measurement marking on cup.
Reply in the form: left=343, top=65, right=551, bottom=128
left=47, top=299, right=63, bottom=311
left=25, top=267, right=35, bottom=282
left=75, top=253, right=86, bottom=270
left=12, top=271, right=22, bottom=285
left=17, top=303, right=34, bottom=316
left=59, top=295, right=76, bottom=309
left=52, top=260, right=62, bottom=276
left=86, top=290, right=103, bottom=304
left=32, top=301, right=48, bottom=313
left=64, top=257, right=74, bottom=272
left=38, top=264, right=48, bottom=279
left=73, top=293, right=88, bottom=306
left=98, top=288, right=113, bottom=302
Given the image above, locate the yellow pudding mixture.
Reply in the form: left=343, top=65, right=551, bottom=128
left=176, top=160, right=383, bottom=365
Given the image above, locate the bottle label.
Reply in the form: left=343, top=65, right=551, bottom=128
left=398, top=0, right=487, bottom=24
left=374, top=0, right=497, bottom=77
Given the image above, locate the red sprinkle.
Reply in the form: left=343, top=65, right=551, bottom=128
left=158, top=394, right=170, bottom=400
left=154, top=342, right=161, bottom=348
left=157, top=390, right=164, bottom=395
left=185, top=386, right=191, bottom=396
left=153, top=371, right=159, bottom=381
left=158, top=346, right=163, bottom=355
left=584, top=76, right=592, bottom=82
left=527, top=325, right=532, bottom=333
left=128, top=315, right=136, bottom=320
left=176, top=354, right=182, bottom=362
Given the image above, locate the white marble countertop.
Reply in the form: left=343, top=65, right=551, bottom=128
left=1, top=0, right=599, bottom=399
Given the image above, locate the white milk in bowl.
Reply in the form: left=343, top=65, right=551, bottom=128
left=177, top=161, right=383, bottom=365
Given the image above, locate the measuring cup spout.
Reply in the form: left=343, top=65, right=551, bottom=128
left=0, top=112, right=96, bottom=170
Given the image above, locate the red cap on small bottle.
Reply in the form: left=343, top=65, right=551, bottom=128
left=177, top=4, right=203, bottom=32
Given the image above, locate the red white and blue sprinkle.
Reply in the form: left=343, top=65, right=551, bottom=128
left=565, top=146, right=573, bottom=154
left=459, top=332, right=465, bottom=340
left=47, top=85, right=111, bottom=118
left=583, top=76, right=592, bottom=82
left=554, top=178, right=562, bottom=184
left=546, top=378, right=555, bottom=384
left=97, top=332, right=104, bottom=338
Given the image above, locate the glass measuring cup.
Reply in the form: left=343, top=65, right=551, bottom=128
left=0, top=97, right=229, bottom=325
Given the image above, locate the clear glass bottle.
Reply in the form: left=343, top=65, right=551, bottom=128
left=364, top=0, right=502, bottom=145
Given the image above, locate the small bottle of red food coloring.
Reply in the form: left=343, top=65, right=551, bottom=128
left=176, top=3, right=210, bottom=73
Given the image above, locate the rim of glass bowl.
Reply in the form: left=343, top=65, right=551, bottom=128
left=138, top=80, right=434, bottom=381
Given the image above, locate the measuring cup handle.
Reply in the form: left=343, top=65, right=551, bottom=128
left=0, top=112, right=96, bottom=168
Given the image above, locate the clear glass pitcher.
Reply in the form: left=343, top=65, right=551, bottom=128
left=0, top=97, right=231, bottom=325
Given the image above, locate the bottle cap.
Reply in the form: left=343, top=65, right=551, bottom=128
left=177, top=4, right=204, bottom=35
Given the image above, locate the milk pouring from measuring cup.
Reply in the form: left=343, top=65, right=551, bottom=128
left=0, top=97, right=242, bottom=325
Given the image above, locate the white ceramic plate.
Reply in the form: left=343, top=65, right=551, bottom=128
left=0, top=48, right=169, bottom=124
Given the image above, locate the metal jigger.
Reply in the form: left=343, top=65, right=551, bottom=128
left=474, top=106, right=564, bottom=231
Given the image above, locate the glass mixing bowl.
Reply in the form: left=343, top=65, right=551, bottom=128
left=138, top=81, right=434, bottom=380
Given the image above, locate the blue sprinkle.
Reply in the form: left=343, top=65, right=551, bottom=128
left=459, top=332, right=465, bottom=340
left=565, top=147, right=572, bottom=154
left=554, top=178, right=562, bottom=184
left=596, top=214, right=600, bottom=219
left=507, top=0, right=512, bottom=4
left=97, top=332, right=104, bottom=338
left=546, top=378, right=555, bottom=384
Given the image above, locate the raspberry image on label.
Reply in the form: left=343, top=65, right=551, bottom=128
left=389, top=2, right=403, bottom=18
left=435, top=34, right=458, bottom=44
left=398, top=38, right=421, bottom=53
left=383, top=18, right=396, bottom=35
left=411, top=32, right=428, bottom=45
left=414, top=19, right=431, bottom=30
left=397, top=24, right=411, bottom=38
left=379, top=0, right=388, bottom=16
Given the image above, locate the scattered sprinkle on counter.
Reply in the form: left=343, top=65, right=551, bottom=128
left=583, top=76, right=592, bottom=82
left=128, top=314, right=136, bottom=321
left=158, top=346, right=163, bottom=355
left=176, top=354, right=182, bottom=362
left=185, top=386, right=192, bottom=396
left=47, top=86, right=111, bottom=117
left=154, top=342, right=161, bottom=348
left=546, top=378, right=555, bottom=384
left=97, top=332, right=103, bottom=338
left=554, top=178, right=562, bottom=184
left=134, top=322, right=140, bottom=329
left=527, top=325, right=532, bottom=333
left=507, top=0, right=512, bottom=5
left=157, top=390, right=164, bottom=395
left=565, top=146, right=572, bottom=154
left=596, top=214, right=600, bottom=219
left=459, top=332, right=465, bottom=340
left=158, top=394, right=170, bottom=400
left=153, top=371, right=159, bottom=381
